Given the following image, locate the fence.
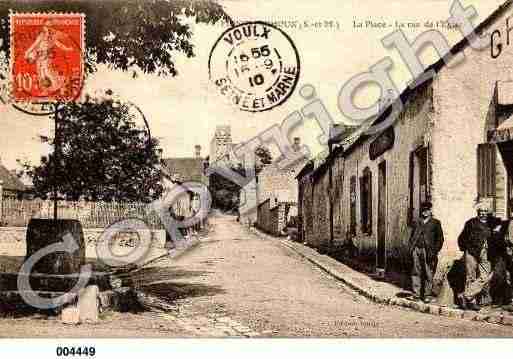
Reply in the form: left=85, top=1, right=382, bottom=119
left=0, top=198, right=165, bottom=229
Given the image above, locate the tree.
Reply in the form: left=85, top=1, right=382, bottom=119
left=18, top=97, right=164, bottom=202
left=0, top=0, right=231, bottom=77
left=6, top=1, right=230, bottom=201
left=255, top=145, right=272, bottom=173
left=208, top=146, right=273, bottom=212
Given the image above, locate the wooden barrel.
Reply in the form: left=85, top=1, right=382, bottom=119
left=25, top=219, right=85, bottom=275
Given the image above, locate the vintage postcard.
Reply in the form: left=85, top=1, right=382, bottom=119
left=1, top=0, right=513, bottom=354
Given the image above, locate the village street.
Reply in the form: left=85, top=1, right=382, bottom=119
left=2, top=212, right=513, bottom=337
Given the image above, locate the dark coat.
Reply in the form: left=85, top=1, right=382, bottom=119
left=458, top=216, right=508, bottom=262
left=409, top=218, right=444, bottom=258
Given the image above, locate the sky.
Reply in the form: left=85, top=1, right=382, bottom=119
left=0, top=0, right=505, bottom=179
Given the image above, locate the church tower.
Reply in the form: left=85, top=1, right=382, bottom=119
left=210, top=125, right=232, bottom=163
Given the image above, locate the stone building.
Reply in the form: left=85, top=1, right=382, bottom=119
left=297, top=151, right=332, bottom=249
left=256, top=138, right=307, bottom=235
left=297, top=1, right=513, bottom=273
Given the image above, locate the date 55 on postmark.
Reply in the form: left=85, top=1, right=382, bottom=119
left=10, top=13, right=85, bottom=103
left=209, top=21, right=300, bottom=112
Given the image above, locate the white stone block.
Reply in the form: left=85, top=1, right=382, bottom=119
left=79, top=285, right=99, bottom=323
left=61, top=305, right=80, bottom=325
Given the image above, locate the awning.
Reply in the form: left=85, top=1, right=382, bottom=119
left=487, top=81, right=513, bottom=172
left=490, top=115, right=513, bottom=174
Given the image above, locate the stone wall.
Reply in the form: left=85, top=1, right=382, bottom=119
left=256, top=199, right=294, bottom=236
left=298, top=173, right=314, bottom=244
left=0, top=227, right=165, bottom=245
left=298, top=166, right=329, bottom=248
left=257, top=199, right=272, bottom=234
left=332, top=155, right=345, bottom=243
left=257, top=159, right=305, bottom=205
left=0, top=226, right=167, bottom=266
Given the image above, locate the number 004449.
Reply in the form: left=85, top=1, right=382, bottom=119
left=56, top=346, right=96, bottom=356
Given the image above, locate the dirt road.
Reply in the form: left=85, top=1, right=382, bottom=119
left=1, top=212, right=513, bottom=337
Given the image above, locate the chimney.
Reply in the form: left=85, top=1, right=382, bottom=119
left=378, top=89, right=395, bottom=113
left=194, top=145, right=201, bottom=158
left=292, top=137, right=301, bottom=152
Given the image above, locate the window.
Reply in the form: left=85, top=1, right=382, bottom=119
left=408, top=146, right=430, bottom=225
left=360, top=168, right=372, bottom=234
left=350, top=176, right=357, bottom=236
left=417, top=148, right=428, bottom=204
left=477, top=143, right=496, bottom=199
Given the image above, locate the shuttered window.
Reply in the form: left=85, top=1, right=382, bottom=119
left=477, top=143, right=496, bottom=198
left=360, top=168, right=372, bottom=234
left=418, top=148, right=428, bottom=204
left=350, top=176, right=357, bottom=236
left=408, top=146, right=430, bottom=225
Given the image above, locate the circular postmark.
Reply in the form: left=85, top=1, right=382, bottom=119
left=0, top=77, right=58, bottom=116
left=209, top=21, right=300, bottom=112
left=11, top=101, right=58, bottom=116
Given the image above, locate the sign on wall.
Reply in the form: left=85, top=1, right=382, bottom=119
left=370, top=127, right=395, bottom=160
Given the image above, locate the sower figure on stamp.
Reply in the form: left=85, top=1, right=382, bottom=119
left=457, top=200, right=507, bottom=311
left=24, top=20, right=73, bottom=95
left=409, top=202, right=444, bottom=303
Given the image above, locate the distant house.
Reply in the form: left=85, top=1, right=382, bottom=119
left=0, top=158, right=26, bottom=199
left=162, top=145, right=208, bottom=221
left=256, top=137, right=307, bottom=235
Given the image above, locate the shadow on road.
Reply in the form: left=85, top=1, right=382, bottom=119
left=0, top=258, right=224, bottom=318
left=126, top=266, right=212, bottom=283
left=140, top=281, right=225, bottom=301
left=131, top=265, right=225, bottom=301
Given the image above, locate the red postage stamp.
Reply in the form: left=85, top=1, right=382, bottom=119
left=10, top=13, right=85, bottom=103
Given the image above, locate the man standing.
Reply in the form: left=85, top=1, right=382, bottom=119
left=457, top=201, right=505, bottom=310
left=409, top=202, right=445, bottom=303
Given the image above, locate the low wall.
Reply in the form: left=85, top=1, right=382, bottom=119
left=0, top=227, right=166, bottom=246
left=257, top=200, right=297, bottom=236
left=0, top=227, right=167, bottom=267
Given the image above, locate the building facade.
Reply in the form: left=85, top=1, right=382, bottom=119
left=162, top=145, right=208, bottom=229
left=298, top=1, right=513, bottom=273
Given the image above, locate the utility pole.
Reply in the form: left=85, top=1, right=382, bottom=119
left=53, top=104, right=60, bottom=220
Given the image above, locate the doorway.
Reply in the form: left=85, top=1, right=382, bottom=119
left=377, top=160, right=387, bottom=271
left=497, top=141, right=513, bottom=217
